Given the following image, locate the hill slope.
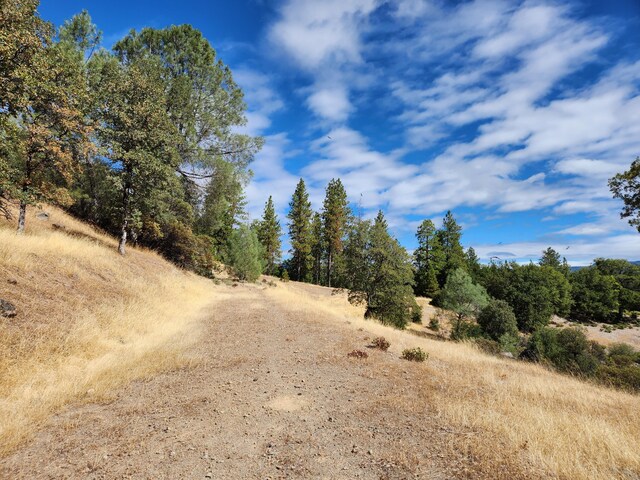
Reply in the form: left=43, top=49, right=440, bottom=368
left=0, top=206, right=218, bottom=455
left=1, top=210, right=639, bottom=479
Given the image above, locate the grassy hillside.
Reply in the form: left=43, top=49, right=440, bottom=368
left=270, top=281, right=640, bottom=480
left=0, top=206, right=218, bottom=455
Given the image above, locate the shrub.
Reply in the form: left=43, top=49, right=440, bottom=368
left=370, top=336, right=390, bottom=351
left=523, top=326, right=602, bottom=376
left=281, top=270, right=290, bottom=282
left=428, top=315, right=440, bottom=331
left=474, top=338, right=501, bottom=355
left=478, top=299, right=519, bottom=341
left=156, top=221, right=215, bottom=277
left=605, top=343, right=640, bottom=368
left=596, top=364, right=640, bottom=392
left=450, top=319, right=483, bottom=341
left=401, top=347, right=428, bottom=362
left=347, top=349, right=368, bottom=359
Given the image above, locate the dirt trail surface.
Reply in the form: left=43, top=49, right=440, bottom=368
left=1, top=283, right=533, bottom=480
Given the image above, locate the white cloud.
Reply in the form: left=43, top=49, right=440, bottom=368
left=233, top=68, right=284, bottom=136
left=306, top=84, right=352, bottom=122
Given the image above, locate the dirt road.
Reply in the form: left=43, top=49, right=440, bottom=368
left=0, top=283, right=533, bottom=479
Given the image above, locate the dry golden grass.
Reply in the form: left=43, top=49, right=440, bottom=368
left=268, top=280, right=640, bottom=480
left=0, top=206, right=217, bottom=455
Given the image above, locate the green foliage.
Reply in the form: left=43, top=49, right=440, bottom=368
left=401, top=347, right=428, bottom=362
left=281, top=270, right=290, bottom=282
left=570, top=267, right=620, bottom=322
left=322, top=178, right=349, bottom=287
left=344, top=211, right=419, bottom=329
left=539, top=247, right=570, bottom=277
left=428, top=315, right=441, bottom=331
left=287, top=179, right=313, bottom=281
left=437, top=211, right=466, bottom=286
left=478, top=299, right=519, bottom=342
left=196, top=158, right=248, bottom=259
left=465, top=247, right=482, bottom=281
left=228, top=225, right=263, bottom=282
left=609, top=157, right=640, bottom=232
left=113, top=24, right=262, bottom=176
left=523, top=327, right=603, bottom=376
left=438, top=268, right=488, bottom=340
left=89, top=53, right=180, bottom=254
left=1, top=8, right=93, bottom=231
left=413, top=219, right=444, bottom=298
left=310, top=212, right=325, bottom=285
left=439, top=268, right=488, bottom=328
left=256, top=196, right=282, bottom=276
left=479, top=263, right=572, bottom=332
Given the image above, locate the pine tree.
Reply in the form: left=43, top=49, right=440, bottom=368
left=322, top=178, right=349, bottom=287
left=196, top=159, right=247, bottom=259
left=228, top=225, right=263, bottom=282
left=287, top=179, right=313, bottom=281
left=414, top=219, right=444, bottom=298
left=345, top=211, right=420, bottom=328
left=437, top=211, right=466, bottom=286
left=465, top=247, right=482, bottom=281
left=310, top=212, right=324, bottom=285
left=257, top=196, right=282, bottom=275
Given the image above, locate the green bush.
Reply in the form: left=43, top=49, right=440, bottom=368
left=401, top=347, right=428, bottom=362
left=281, top=270, right=290, bottom=282
left=478, top=299, right=519, bottom=341
left=450, top=319, right=483, bottom=341
left=596, top=364, right=640, bottom=392
left=428, top=315, right=440, bottom=332
left=523, top=326, right=603, bottom=376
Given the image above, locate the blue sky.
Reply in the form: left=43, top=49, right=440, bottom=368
left=40, top=0, right=640, bottom=265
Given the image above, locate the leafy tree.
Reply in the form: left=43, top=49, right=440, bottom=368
left=1, top=6, right=92, bottom=232
left=228, top=225, right=263, bottom=281
left=439, top=268, right=489, bottom=338
left=570, top=267, right=620, bottom=322
left=322, top=178, right=349, bottom=287
left=480, top=263, right=571, bottom=332
left=0, top=0, right=51, bottom=116
left=478, top=299, right=519, bottom=342
left=257, top=196, right=282, bottom=275
left=89, top=53, right=179, bottom=254
left=609, top=157, right=640, bottom=232
left=310, top=212, right=324, bottom=285
left=592, top=258, right=640, bottom=319
left=287, top=179, right=313, bottom=281
left=345, top=212, right=419, bottom=328
left=113, top=25, right=262, bottom=181
left=437, top=211, right=466, bottom=286
left=414, top=219, right=444, bottom=297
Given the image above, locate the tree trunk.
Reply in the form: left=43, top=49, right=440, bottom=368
left=327, top=251, right=332, bottom=288
left=118, top=176, right=131, bottom=256
left=17, top=200, right=27, bottom=234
